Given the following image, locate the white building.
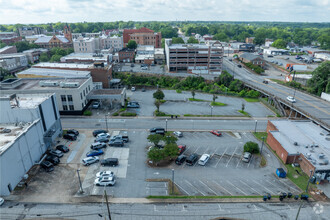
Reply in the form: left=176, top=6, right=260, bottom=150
left=0, top=93, right=62, bottom=196
left=73, top=37, right=99, bottom=53
left=0, top=76, right=94, bottom=114
left=0, top=53, right=28, bottom=72
left=99, top=35, right=123, bottom=52
left=315, top=53, right=330, bottom=61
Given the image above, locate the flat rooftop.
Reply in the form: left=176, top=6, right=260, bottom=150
left=17, top=68, right=91, bottom=78
left=0, top=122, right=35, bottom=155
left=2, top=93, right=52, bottom=109
left=270, top=120, right=330, bottom=170
left=33, top=62, right=93, bottom=69
left=168, top=44, right=210, bottom=49
left=62, top=53, right=109, bottom=61
left=0, top=53, right=26, bottom=59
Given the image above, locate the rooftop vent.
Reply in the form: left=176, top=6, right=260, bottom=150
left=306, top=153, right=311, bottom=159
left=318, top=153, right=325, bottom=159
left=39, top=81, right=59, bottom=87
left=60, top=82, right=80, bottom=88
left=294, top=142, right=298, bottom=146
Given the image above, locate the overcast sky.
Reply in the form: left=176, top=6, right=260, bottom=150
left=0, top=0, right=329, bottom=24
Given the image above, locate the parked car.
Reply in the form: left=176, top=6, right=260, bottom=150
left=127, top=101, right=140, bottom=108
left=131, top=87, right=136, bottom=91
left=96, top=170, right=114, bottom=178
left=198, top=154, right=210, bottom=166
left=141, top=66, right=148, bottom=70
left=286, top=96, right=296, bottom=103
left=92, top=101, right=101, bottom=109
left=86, top=150, right=104, bottom=157
left=121, top=131, right=129, bottom=143
left=95, top=136, right=109, bottom=143
left=67, top=129, right=79, bottom=136
left=141, top=64, right=147, bottom=67
left=130, top=63, right=134, bottom=67
left=56, top=145, right=69, bottom=153
left=45, top=155, right=60, bottom=165
left=101, top=158, right=119, bottom=167
left=175, top=155, right=187, bottom=165
left=40, top=161, right=54, bottom=172
left=142, top=88, right=146, bottom=92
left=93, top=130, right=108, bottom=137
left=91, top=142, right=107, bottom=150
left=82, top=156, right=99, bottom=166
left=150, top=127, right=165, bottom=135
left=0, top=197, right=4, bottom=206
left=267, top=55, right=273, bottom=57
left=285, top=57, right=290, bottom=60
left=173, top=131, right=183, bottom=137
left=229, top=58, right=232, bottom=61
left=94, top=176, right=116, bottom=186
left=186, top=154, right=198, bottom=166
left=110, top=135, right=123, bottom=142
left=178, top=145, right=186, bottom=155
left=109, top=139, right=124, bottom=147
left=210, top=130, right=222, bottom=136
left=63, top=133, right=77, bottom=141
left=237, top=64, right=242, bottom=68
left=48, top=149, right=64, bottom=158
left=242, top=152, right=252, bottom=163
left=263, top=80, right=269, bottom=84
left=96, top=133, right=111, bottom=138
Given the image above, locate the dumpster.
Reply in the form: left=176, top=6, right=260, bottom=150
left=276, top=168, right=287, bottom=178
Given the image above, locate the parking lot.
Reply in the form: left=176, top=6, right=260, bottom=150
left=119, top=63, right=166, bottom=74
left=14, top=129, right=301, bottom=201
left=128, top=90, right=275, bottom=117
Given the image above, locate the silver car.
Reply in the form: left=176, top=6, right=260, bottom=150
left=242, top=152, right=252, bottom=163
left=94, top=176, right=116, bottom=186
left=82, top=156, right=99, bottom=166
left=173, top=131, right=183, bottom=137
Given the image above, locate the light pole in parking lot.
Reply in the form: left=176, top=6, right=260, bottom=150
left=171, top=169, right=175, bottom=195
left=77, top=169, right=84, bottom=194
left=254, top=120, right=258, bottom=133
left=165, top=119, right=168, bottom=132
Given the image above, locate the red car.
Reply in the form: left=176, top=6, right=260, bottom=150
left=178, top=145, right=186, bottom=155
left=210, top=130, right=222, bottom=136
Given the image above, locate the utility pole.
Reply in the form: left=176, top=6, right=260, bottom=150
left=295, top=170, right=313, bottom=220
left=165, top=119, right=168, bottom=132
left=172, top=169, right=175, bottom=195
left=254, top=120, right=258, bottom=133
left=104, top=190, right=112, bottom=220
left=105, top=114, right=108, bottom=132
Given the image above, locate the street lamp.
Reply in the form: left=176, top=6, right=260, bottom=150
left=254, top=120, right=258, bottom=133
left=260, top=137, right=265, bottom=154
left=77, top=169, right=84, bottom=193
left=165, top=119, right=168, bottom=132
left=172, top=169, right=175, bottom=195
left=306, top=170, right=314, bottom=193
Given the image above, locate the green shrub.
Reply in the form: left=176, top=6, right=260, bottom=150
left=155, top=111, right=166, bottom=116
left=244, top=141, right=259, bottom=154
left=83, top=110, right=92, bottom=116
left=112, top=112, right=119, bottom=116
left=176, top=89, right=182, bottom=93
left=120, top=112, right=137, bottom=116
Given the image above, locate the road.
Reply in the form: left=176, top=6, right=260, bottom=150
left=61, top=117, right=268, bottom=131
left=1, top=201, right=328, bottom=220
left=222, top=58, right=330, bottom=129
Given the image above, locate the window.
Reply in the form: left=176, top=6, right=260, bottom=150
left=82, top=103, right=84, bottom=108
left=80, top=93, right=82, bottom=100
left=63, top=105, right=68, bottom=111
left=61, top=95, right=66, bottom=102
left=88, top=85, right=90, bottom=91
left=69, top=105, right=74, bottom=110
left=67, top=95, right=73, bottom=101
left=83, top=90, right=85, bottom=96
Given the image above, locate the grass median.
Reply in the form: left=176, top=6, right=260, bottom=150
left=147, top=195, right=279, bottom=199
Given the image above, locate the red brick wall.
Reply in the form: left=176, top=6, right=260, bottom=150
left=266, top=120, right=278, bottom=132
left=299, top=154, right=315, bottom=175
left=266, top=131, right=289, bottom=163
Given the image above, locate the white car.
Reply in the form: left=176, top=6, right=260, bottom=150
left=198, top=154, right=210, bottom=166
left=0, top=197, right=4, bottom=206
left=94, top=176, right=116, bottom=186
left=82, top=156, right=99, bottom=166
left=96, top=133, right=110, bottom=138
left=141, top=66, right=148, bottom=70
left=131, top=87, right=136, bottom=91
left=286, top=96, right=296, bottom=103
left=96, top=170, right=114, bottom=178
left=242, top=152, right=252, bottom=163
left=173, top=131, right=183, bottom=137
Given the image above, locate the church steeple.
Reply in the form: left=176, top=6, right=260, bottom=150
left=63, top=24, right=72, bottom=43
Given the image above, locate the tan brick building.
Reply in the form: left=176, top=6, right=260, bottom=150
left=123, top=27, right=161, bottom=48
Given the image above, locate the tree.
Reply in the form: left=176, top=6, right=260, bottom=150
left=39, top=53, right=49, bottom=62
left=164, top=143, right=179, bottom=158
left=217, top=70, right=233, bottom=87
left=191, top=90, right=195, bottom=99
left=12, top=41, right=30, bottom=52
left=154, top=100, right=161, bottom=112
left=127, top=40, right=137, bottom=49
left=147, top=134, right=163, bottom=147
left=213, top=32, right=229, bottom=42
left=272, top=39, right=287, bottom=49
left=153, top=89, right=165, bottom=100
left=212, top=94, right=218, bottom=102
left=187, top=37, right=199, bottom=44
left=163, top=135, right=178, bottom=145
left=307, top=61, right=330, bottom=96
left=244, top=141, right=259, bottom=154
left=148, top=147, right=165, bottom=163
left=50, top=54, right=62, bottom=62
left=171, top=37, right=184, bottom=44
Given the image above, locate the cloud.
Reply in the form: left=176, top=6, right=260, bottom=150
left=0, top=0, right=329, bottom=24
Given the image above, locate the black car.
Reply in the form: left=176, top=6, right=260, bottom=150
left=186, top=154, right=198, bottom=166
left=175, top=155, right=187, bottom=165
left=237, top=64, right=242, bottom=68
left=93, top=129, right=108, bottom=137
left=41, top=161, right=54, bottom=172
left=101, top=158, right=119, bottom=167
left=67, top=129, right=79, bottom=136
left=45, top=155, right=60, bottom=165
left=63, top=134, right=77, bottom=141
left=121, top=131, right=129, bottom=143
left=56, top=145, right=69, bottom=153
left=109, top=139, right=124, bottom=147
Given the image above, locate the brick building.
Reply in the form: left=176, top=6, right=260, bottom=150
left=165, top=39, right=223, bottom=74
left=35, top=25, right=72, bottom=49
left=118, top=48, right=135, bottom=62
left=123, top=27, right=161, bottom=48
left=0, top=46, right=17, bottom=55
left=266, top=120, right=330, bottom=184
left=245, top=37, right=255, bottom=44
left=240, top=53, right=265, bottom=68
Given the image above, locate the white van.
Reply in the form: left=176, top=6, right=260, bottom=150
left=198, top=154, right=210, bottom=166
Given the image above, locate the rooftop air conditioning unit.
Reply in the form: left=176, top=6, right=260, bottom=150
left=60, top=82, right=80, bottom=88
left=39, top=81, right=59, bottom=87
left=306, top=153, right=311, bottom=159
left=318, top=153, right=325, bottom=159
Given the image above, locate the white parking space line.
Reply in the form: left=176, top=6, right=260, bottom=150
left=212, top=181, right=233, bottom=195
left=239, top=180, right=262, bottom=195
left=247, top=155, right=253, bottom=168
left=251, top=180, right=276, bottom=195
left=226, top=180, right=248, bottom=195
left=278, top=179, right=301, bottom=193
left=264, top=179, right=283, bottom=193
left=215, top=147, right=228, bottom=168
left=185, top=180, right=206, bottom=196
left=175, top=182, right=191, bottom=195
left=226, top=145, right=239, bottom=167
left=193, top=146, right=200, bottom=154
left=236, top=155, right=242, bottom=168
left=199, top=180, right=218, bottom=195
